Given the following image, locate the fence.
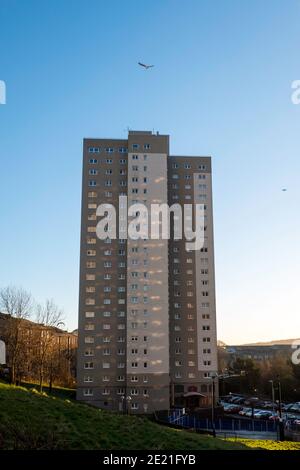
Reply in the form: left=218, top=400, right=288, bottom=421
left=167, top=409, right=276, bottom=434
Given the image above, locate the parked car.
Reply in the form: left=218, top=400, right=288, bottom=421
left=239, top=407, right=251, bottom=416
left=269, top=413, right=280, bottom=421
left=224, top=404, right=242, bottom=414
left=254, top=410, right=273, bottom=420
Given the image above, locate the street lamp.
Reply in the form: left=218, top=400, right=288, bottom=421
left=269, top=380, right=275, bottom=413
left=209, top=373, right=218, bottom=438
left=277, top=376, right=282, bottom=419
left=121, top=395, right=132, bottom=415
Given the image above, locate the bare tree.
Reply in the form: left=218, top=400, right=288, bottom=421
left=34, top=300, right=64, bottom=391
left=0, top=286, right=32, bottom=384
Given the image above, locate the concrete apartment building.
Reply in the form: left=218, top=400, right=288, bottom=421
left=77, top=130, right=218, bottom=413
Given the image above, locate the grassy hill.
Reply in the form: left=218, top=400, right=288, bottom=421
left=0, top=382, right=299, bottom=450
left=0, top=382, right=246, bottom=450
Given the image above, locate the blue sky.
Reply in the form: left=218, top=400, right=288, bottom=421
left=0, top=0, right=300, bottom=344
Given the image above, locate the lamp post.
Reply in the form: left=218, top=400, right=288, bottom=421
left=277, top=376, right=282, bottom=419
left=121, top=395, right=132, bottom=415
left=209, top=373, right=217, bottom=438
left=269, top=380, right=275, bottom=413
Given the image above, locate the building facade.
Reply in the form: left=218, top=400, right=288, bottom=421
left=77, top=131, right=218, bottom=413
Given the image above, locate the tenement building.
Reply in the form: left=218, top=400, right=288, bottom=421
left=77, top=130, right=218, bottom=413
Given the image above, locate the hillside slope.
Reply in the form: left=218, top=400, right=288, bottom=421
left=0, top=382, right=246, bottom=450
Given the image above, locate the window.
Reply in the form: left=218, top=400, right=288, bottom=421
left=84, top=348, right=94, bottom=356
left=89, top=158, right=98, bottom=164
left=84, top=376, right=93, bottom=383
left=119, top=147, right=127, bottom=153
left=201, top=302, right=210, bottom=308
left=84, top=362, right=94, bottom=369
left=144, top=144, right=150, bottom=149
left=85, top=336, right=94, bottom=344
left=88, top=191, right=97, bottom=198
left=87, top=249, right=96, bottom=256
left=102, top=362, right=110, bottom=369
left=89, top=169, right=98, bottom=175
left=83, top=388, right=93, bottom=396
left=88, top=180, right=97, bottom=187
left=86, top=286, right=95, bottom=293
left=85, top=311, right=94, bottom=318
left=132, top=144, right=139, bottom=150
left=88, top=147, right=100, bottom=153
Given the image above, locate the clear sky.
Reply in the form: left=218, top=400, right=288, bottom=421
left=0, top=0, right=300, bottom=344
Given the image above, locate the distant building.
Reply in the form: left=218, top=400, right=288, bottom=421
left=0, top=312, right=77, bottom=384
left=225, top=343, right=295, bottom=363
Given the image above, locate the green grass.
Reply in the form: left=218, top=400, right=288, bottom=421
left=0, top=382, right=248, bottom=450
left=1, top=383, right=299, bottom=450
left=20, top=381, right=76, bottom=400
